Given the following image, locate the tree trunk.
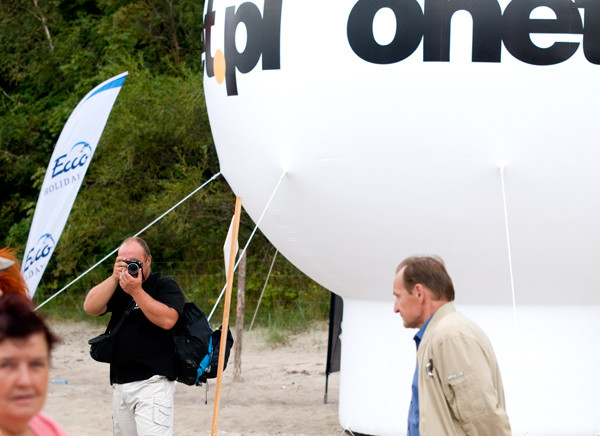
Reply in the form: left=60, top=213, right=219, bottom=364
left=31, top=0, right=54, bottom=52
left=165, top=0, right=181, bottom=62
left=233, top=251, right=246, bottom=382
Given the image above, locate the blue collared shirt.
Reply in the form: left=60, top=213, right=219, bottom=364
left=407, top=316, right=433, bottom=436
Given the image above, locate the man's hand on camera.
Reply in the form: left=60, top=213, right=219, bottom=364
left=113, top=256, right=127, bottom=284
left=119, top=267, right=142, bottom=297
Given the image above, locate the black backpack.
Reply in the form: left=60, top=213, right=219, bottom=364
left=173, top=302, right=234, bottom=386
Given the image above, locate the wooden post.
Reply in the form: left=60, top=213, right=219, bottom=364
left=211, top=197, right=242, bottom=436
left=233, top=250, right=246, bottom=382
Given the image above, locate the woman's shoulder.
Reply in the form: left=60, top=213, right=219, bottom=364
left=29, top=412, right=69, bottom=436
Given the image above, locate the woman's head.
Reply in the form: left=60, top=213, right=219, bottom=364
left=0, top=293, right=59, bottom=432
left=0, top=247, right=29, bottom=298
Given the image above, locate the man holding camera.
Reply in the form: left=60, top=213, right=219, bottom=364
left=84, top=237, right=185, bottom=436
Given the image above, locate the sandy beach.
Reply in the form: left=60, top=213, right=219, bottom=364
left=44, top=320, right=341, bottom=436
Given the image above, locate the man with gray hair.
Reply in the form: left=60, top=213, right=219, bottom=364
left=393, top=255, right=510, bottom=435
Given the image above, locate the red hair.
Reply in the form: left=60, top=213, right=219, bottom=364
left=0, top=292, right=58, bottom=350
left=0, top=247, right=29, bottom=298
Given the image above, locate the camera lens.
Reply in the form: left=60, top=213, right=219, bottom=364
left=127, top=263, right=140, bottom=277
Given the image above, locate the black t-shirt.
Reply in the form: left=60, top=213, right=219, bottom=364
left=105, top=272, right=185, bottom=384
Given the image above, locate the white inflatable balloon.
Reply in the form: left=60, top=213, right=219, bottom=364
left=203, top=1, right=600, bottom=434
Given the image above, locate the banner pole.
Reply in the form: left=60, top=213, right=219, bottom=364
left=211, top=196, right=242, bottom=436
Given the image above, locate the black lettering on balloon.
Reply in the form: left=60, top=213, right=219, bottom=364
left=423, top=0, right=502, bottom=62
left=347, top=0, right=425, bottom=64
left=503, top=0, right=583, bottom=65
left=204, top=0, right=216, bottom=78
left=347, top=0, right=597, bottom=66
left=223, top=0, right=283, bottom=96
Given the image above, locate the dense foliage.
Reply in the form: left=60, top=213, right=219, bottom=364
left=0, top=0, right=329, bottom=326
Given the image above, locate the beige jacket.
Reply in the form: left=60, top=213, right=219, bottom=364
left=417, top=302, right=511, bottom=435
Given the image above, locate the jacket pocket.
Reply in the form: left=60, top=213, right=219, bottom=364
left=446, top=371, right=487, bottom=424
left=447, top=372, right=486, bottom=424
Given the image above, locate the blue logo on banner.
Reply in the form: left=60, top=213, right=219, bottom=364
left=23, top=233, right=55, bottom=274
left=51, top=141, right=92, bottom=178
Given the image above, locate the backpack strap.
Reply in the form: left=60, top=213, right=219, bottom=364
left=107, top=300, right=135, bottom=336
left=195, top=336, right=213, bottom=386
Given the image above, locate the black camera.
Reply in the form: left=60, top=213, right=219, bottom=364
left=124, top=259, right=143, bottom=277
